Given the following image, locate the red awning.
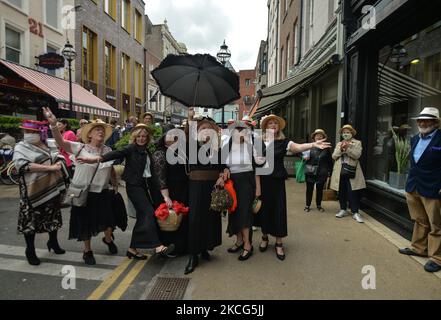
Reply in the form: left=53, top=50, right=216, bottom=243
left=0, top=60, right=120, bottom=118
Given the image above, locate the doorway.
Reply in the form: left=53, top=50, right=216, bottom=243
left=319, top=102, right=337, bottom=146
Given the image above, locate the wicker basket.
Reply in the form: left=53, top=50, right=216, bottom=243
left=157, top=209, right=183, bottom=232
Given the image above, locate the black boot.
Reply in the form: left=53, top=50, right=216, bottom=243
left=47, top=231, right=66, bottom=254
left=24, top=233, right=40, bottom=266
left=184, top=255, right=198, bottom=274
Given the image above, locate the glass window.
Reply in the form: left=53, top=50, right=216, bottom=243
left=82, top=27, right=97, bottom=83
left=105, top=42, right=116, bottom=89
left=121, top=53, right=131, bottom=94
left=135, top=10, right=142, bottom=43
left=135, top=63, right=143, bottom=99
left=5, top=0, right=22, bottom=8
left=104, top=0, right=116, bottom=19
left=370, top=19, right=441, bottom=192
left=5, top=27, right=21, bottom=63
left=121, top=0, right=131, bottom=33
left=46, top=0, right=58, bottom=29
left=46, top=45, right=58, bottom=76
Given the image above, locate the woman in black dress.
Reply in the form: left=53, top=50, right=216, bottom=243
left=259, top=115, right=330, bottom=260
left=184, top=117, right=226, bottom=274
left=154, top=126, right=189, bottom=256
left=303, top=129, right=333, bottom=212
left=77, top=124, right=174, bottom=260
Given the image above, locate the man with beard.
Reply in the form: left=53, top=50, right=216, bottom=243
left=399, top=107, right=441, bottom=273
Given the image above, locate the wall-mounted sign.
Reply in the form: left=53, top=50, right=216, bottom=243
left=29, top=18, right=44, bottom=38
left=36, top=53, right=65, bottom=70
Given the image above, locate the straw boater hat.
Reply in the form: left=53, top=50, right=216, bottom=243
left=339, top=124, right=357, bottom=136
left=131, top=123, right=154, bottom=135
left=260, top=115, right=286, bottom=131
left=412, top=107, right=440, bottom=121
left=81, top=119, right=112, bottom=143
left=311, top=129, right=328, bottom=140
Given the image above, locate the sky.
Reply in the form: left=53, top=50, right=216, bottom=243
left=145, top=0, right=268, bottom=71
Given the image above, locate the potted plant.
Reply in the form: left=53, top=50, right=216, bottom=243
left=389, top=128, right=411, bottom=189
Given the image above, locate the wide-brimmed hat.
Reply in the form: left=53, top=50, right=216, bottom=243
left=339, top=124, right=357, bottom=136
left=260, top=115, right=286, bottom=131
left=19, top=120, right=48, bottom=132
left=131, top=123, right=154, bottom=135
left=81, top=119, right=112, bottom=143
left=412, top=107, right=440, bottom=121
left=311, top=129, right=328, bottom=140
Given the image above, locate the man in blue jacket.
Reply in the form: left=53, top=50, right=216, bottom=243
left=399, top=107, right=441, bottom=273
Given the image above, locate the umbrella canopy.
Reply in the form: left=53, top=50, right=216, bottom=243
left=151, top=53, right=240, bottom=109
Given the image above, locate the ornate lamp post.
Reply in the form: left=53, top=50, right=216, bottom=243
left=62, top=40, right=77, bottom=115
left=216, top=40, right=232, bottom=127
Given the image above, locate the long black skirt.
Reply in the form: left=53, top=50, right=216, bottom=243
left=158, top=179, right=189, bottom=255
left=69, top=190, right=116, bottom=241
left=187, top=179, right=222, bottom=255
left=227, top=172, right=255, bottom=237
left=260, top=176, right=288, bottom=238
left=127, top=184, right=162, bottom=249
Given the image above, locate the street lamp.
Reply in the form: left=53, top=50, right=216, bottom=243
left=216, top=40, right=231, bottom=127
left=62, top=40, right=77, bottom=115
left=390, top=44, right=407, bottom=70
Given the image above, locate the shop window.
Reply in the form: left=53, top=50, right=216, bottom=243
left=104, top=0, right=117, bottom=20
left=5, top=27, right=21, bottom=63
left=121, top=53, right=131, bottom=94
left=46, top=0, right=59, bottom=29
left=121, top=0, right=131, bottom=33
left=369, top=20, right=441, bottom=193
left=82, top=26, right=98, bottom=84
left=104, top=42, right=116, bottom=89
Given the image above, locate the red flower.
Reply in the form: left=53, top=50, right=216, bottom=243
left=155, top=201, right=189, bottom=220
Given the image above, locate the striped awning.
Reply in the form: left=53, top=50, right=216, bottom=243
left=378, top=63, right=441, bottom=106
left=0, top=59, right=120, bottom=118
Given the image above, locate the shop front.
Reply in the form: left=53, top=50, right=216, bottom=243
left=345, top=0, right=441, bottom=236
left=0, top=59, right=120, bottom=122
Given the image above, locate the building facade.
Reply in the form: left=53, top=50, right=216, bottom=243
left=237, top=69, right=256, bottom=118
left=343, top=0, right=441, bottom=236
left=72, top=0, right=146, bottom=122
left=145, top=18, right=187, bottom=125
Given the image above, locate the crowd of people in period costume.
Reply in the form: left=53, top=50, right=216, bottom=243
left=10, top=104, right=441, bottom=274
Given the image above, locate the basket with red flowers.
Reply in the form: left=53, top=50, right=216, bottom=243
left=155, top=201, right=189, bottom=232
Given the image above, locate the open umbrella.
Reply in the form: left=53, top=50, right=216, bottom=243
left=151, top=53, right=240, bottom=109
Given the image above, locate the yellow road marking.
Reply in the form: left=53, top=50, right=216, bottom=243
left=87, top=258, right=133, bottom=300
left=107, top=257, right=149, bottom=300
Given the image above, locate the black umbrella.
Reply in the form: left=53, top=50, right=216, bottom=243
left=151, top=53, right=240, bottom=109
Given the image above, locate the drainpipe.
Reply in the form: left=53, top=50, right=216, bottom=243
left=298, top=0, right=304, bottom=64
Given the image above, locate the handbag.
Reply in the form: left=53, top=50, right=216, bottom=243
left=305, top=164, right=318, bottom=176
left=341, top=163, right=357, bottom=179
left=210, top=186, right=233, bottom=212
left=322, top=178, right=337, bottom=201
left=63, top=146, right=102, bottom=207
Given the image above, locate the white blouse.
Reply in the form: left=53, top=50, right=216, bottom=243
left=226, top=140, right=254, bottom=174
left=68, top=142, right=114, bottom=193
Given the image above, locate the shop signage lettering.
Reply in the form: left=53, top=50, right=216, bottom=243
left=36, top=53, right=65, bottom=70
left=29, top=18, right=44, bottom=38
left=0, top=77, right=44, bottom=93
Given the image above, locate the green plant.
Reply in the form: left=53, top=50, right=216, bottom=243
left=64, top=118, right=80, bottom=131
left=391, top=128, right=411, bottom=174
left=0, top=116, right=23, bottom=134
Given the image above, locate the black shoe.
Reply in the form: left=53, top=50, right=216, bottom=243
left=424, top=260, right=441, bottom=273
left=304, top=206, right=311, bottom=212
left=259, top=236, right=269, bottom=252
left=184, top=255, right=198, bottom=274
left=275, top=243, right=285, bottom=261
left=154, top=244, right=176, bottom=258
left=238, top=246, right=253, bottom=261
left=47, top=240, right=66, bottom=255
left=25, top=248, right=41, bottom=266
left=227, top=242, right=244, bottom=253
left=102, top=237, right=118, bottom=255
left=317, top=206, right=325, bottom=213
left=126, top=250, right=148, bottom=260
left=83, top=251, right=96, bottom=265
left=201, top=250, right=211, bottom=261
left=398, top=247, right=427, bottom=257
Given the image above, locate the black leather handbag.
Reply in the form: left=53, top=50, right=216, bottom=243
left=341, top=163, right=357, bottom=179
